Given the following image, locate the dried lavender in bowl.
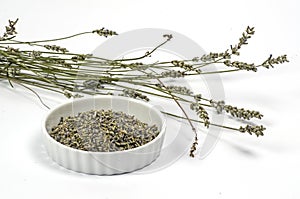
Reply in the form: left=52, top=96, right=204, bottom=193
left=49, top=110, right=160, bottom=152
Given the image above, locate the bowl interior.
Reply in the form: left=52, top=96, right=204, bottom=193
left=44, top=96, right=165, bottom=139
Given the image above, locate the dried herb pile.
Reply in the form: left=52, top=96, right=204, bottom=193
left=50, top=110, right=159, bottom=152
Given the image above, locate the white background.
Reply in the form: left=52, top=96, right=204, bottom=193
left=0, top=0, right=300, bottom=198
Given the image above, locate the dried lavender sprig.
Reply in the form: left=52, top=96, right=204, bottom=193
left=200, top=50, right=231, bottom=62
left=165, top=85, right=193, bottom=95
left=239, top=125, right=265, bottom=137
left=223, top=60, right=257, bottom=72
left=209, top=100, right=263, bottom=120
left=163, top=111, right=266, bottom=138
left=189, top=26, right=256, bottom=74
left=198, top=26, right=255, bottom=64
left=171, top=60, right=192, bottom=70
left=0, top=18, right=18, bottom=41
left=171, top=60, right=201, bottom=73
left=92, top=28, right=118, bottom=37
left=206, top=53, right=287, bottom=73
left=262, top=54, right=289, bottom=68
left=119, top=89, right=149, bottom=102
left=43, top=45, right=68, bottom=54
left=120, top=62, right=150, bottom=70
left=230, top=26, right=255, bottom=56
left=160, top=70, right=185, bottom=78
left=189, top=136, right=198, bottom=158
left=190, top=102, right=210, bottom=128
left=155, top=84, right=193, bottom=95
left=224, top=105, right=263, bottom=120
left=1, top=24, right=117, bottom=46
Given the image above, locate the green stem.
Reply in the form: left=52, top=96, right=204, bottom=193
left=2, top=32, right=93, bottom=45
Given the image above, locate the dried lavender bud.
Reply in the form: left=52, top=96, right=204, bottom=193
left=43, top=45, right=68, bottom=53
left=164, top=85, right=193, bottom=95
left=29, top=51, right=42, bottom=58
left=190, top=103, right=210, bottom=128
left=48, top=58, right=72, bottom=68
left=49, top=110, right=159, bottom=152
left=71, top=54, right=89, bottom=62
left=239, top=125, right=265, bottom=137
left=163, top=34, right=173, bottom=41
left=221, top=50, right=232, bottom=59
left=210, top=100, right=225, bottom=114
left=92, top=28, right=118, bottom=37
left=224, top=105, right=263, bottom=120
left=5, top=19, right=18, bottom=36
left=223, top=60, right=257, bottom=72
left=0, top=19, right=18, bottom=40
left=119, top=89, right=149, bottom=101
left=200, top=50, right=231, bottom=62
left=161, top=70, right=184, bottom=78
left=194, top=94, right=202, bottom=102
left=262, top=54, right=289, bottom=68
left=200, top=53, right=215, bottom=62
left=189, top=136, right=198, bottom=158
left=129, top=62, right=148, bottom=70
left=230, top=26, right=255, bottom=56
left=171, top=60, right=193, bottom=71
left=210, top=100, right=263, bottom=120
left=120, top=62, right=146, bottom=70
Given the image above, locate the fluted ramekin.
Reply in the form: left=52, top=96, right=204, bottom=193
left=42, top=96, right=166, bottom=175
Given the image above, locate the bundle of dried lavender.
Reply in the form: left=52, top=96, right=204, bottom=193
left=0, top=19, right=289, bottom=157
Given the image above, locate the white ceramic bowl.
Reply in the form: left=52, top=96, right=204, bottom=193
left=42, top=96, right=166, bottom=175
